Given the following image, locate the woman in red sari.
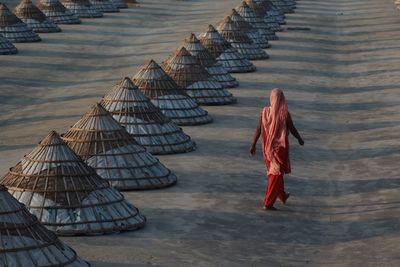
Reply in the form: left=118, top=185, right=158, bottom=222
left=249, top=89, right=304, bottom=210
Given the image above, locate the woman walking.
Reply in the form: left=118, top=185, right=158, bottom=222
left=249, top=89, right=304, bottom=210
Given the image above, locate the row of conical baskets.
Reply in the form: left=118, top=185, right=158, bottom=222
left=0, top=0, right=297, bottom=266
left=0, top=0, right=139, bottom=54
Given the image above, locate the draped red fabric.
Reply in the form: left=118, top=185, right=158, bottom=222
left=260, top=89, right=291, bottom=175
left=261, top=89, right=291, bottom=207
left=264, top=174, right=286, bottom=208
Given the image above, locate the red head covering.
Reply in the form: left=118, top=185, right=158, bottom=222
left=261, top=89, right=290, bottom=175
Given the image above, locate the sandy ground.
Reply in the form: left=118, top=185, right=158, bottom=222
left=1, top=0, right=400, bottom=266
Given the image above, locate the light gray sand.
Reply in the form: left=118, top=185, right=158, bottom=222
left=1, top=0, right=400, bottom=266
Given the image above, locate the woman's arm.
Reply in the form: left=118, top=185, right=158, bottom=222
left=287, top=113, right=304, bottom=146
left=249, top=115, right=262, bottom=156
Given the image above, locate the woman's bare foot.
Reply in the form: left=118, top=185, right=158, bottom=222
left=283, top=193, right=291, bottom=204
left=263, top=206, right=277, bottom=211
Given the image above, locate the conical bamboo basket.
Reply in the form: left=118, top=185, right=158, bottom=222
left=37, top=0, right=81, bottom=24
left=133, top=59, right=213, bottom=126
left=271, top=0, right=295, bottom=14
left=198, top=24, right=255, bottom=73
left=61, top=103, right=177, bottom=190
left=0, top=33, right=18, bottom=54
left=235, top=1, right=278, bottom=40
left=162, top=47, right=237, bottom=105
left=254, top=0, right=286, bottom=25
left=89, top=0, right=119, bottom=12
left=0, top=185, right=90, bottom=266
left=60, top=0, right=103, bottom=18
left=1, top=131, right=146, bottom=236
left=263, top=1, right=285, bottom=25
left=109, top=0, right=127, bottom=9
left=245, top=0, right=281, bottom=31
left=217, top=16, right=268, bottom=60
left=183, top=33, right=239, bottom=88
left=14, top=0, right=61, bottom=33
left=101, top=77, right=196, bottom=155
left=226, top=9, right=270, bottom=49
left=0, top=3, right=41, bottom=42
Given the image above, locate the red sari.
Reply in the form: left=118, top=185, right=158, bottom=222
left=260, top=89, right=291, bottom=208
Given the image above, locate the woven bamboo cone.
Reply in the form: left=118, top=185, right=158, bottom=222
left=245, top=0, right=281, bottom=31
left=225, top=9, right=270, bottom=49
left=133, top=59, right=213, bottom=126
left=235, top=1, right=278, bottom=41
left=1, top=131, right=146, bottom=236
left=254, top=0, right=286, bottom=26
left=89, top=0, right=119, bottom=13
left=0, top=185, right=90, bottom=266
left=101, top=77, right=196, bottom=155
left=0, top=3, right=41, bottom=42
left=198, top=24, right=256, bottom=73
left=37, top=0, right=81, bottom=24
left=110, top=0, right=127, bottom=9
left=217, top=16, right=269, bottom=60
left=60, top=0, right=103, bottom=18
left=183, top=33, right=239, bottom=88
left=162, top=46, right=237, bottom=105
left=270, top=0, right=296, bottom=14
left=61, top=103, right=178, bottom=191
left=0, top=33, right=18, bottom=54
left=14, top=0, right=61, bottom=33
